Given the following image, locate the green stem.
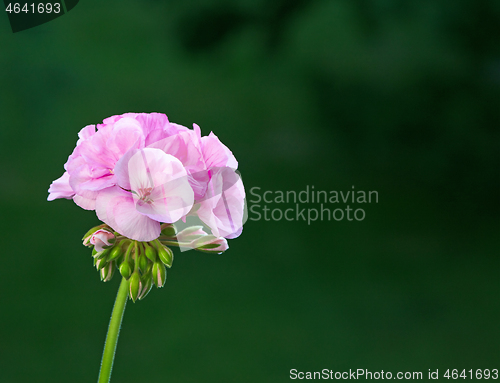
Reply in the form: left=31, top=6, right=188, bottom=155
left=98, top=277, right=129, bottom=383
left=159, top=240, right=190, bottom=247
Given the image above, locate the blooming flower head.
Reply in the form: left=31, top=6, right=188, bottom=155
left=48, top=112, right=246, bottom=244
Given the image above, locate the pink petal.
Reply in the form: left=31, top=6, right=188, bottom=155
left=109, top=117, right=144, bottom=154
left=47, top=172, right=75, bottom=201
left=73, top=190, right=98, bottom=210
left=135, top=112, right=170, bottom=137
left=114, top=147, right=138, bottom=190
left=201, top=132, right=229, bottom=169
left=96, top=186, right=161, bottom=241
left=196, top=168, right=246, bottom=239
left=147, top=130, right=208, bottom=199
left=76, top=125, right=96, bottom=146
left=69, top=164, right=115, bottom=193
left=147, top=130, right=204, bottom=169
left=145, top=129, right=169, bottom=147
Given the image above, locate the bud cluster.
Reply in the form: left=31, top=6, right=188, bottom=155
left=82, top=222, right=228, bottom=302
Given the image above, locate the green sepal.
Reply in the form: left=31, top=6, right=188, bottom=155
left=144, top=243, right=157, bottom=262
left=94, top=247, right=111, bottom=260
left=140, top=271, right=152, bottom=289
left=119, top=260, right=133, bottom=280
left=100, top=261, right=115, bottom=282
left=152, top=261, right=167, bottom=288
left=197, top=243, right=221, bottom=250
left=138, top=276, right=153, bottom=300
left=129, top=271, right=141, bottom=302
left=157, top=245, right=173, bottom=268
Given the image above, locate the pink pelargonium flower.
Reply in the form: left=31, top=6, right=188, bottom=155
left=90, top=229, right=115, bottom=252
left=47, top=112, right=246, bottom=243
left=96, top=148, right=194, bottom=241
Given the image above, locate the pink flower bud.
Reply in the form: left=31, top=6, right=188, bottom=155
left=90, top=229, right=115, bottom=252
left=192, top=235, right=229, bottom=253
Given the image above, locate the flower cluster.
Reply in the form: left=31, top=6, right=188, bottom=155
left=48, top=112, right=246, bottom=242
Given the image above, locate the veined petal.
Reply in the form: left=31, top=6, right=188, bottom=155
left=196, top=168, right=246, bottom=239
left=69, top=164, right=115, bottom=193
left=113, top=143, right=140, bottom=190
left=73, top=189, right=98, bottom=210
left=147, top=130, right=204, bottom=170
left=76, top=124, right=96, bottom=146
left=135, top=112, right=170, bottom=137
left=109, top=117, right=144, bottom=154
left=201, top=132, right=229, bottom=169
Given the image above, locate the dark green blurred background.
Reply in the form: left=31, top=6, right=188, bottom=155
left=1, top=1, right=499, bottom=382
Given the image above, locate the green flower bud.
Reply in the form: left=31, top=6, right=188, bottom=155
left=152, top=261, right=167, bottom=288
left=96, top=258, right=108, bottom=271
left=138, top=254, right=149, bottom=273
left=144, top=243, right=157, bottom=262
left=119, top=260, right=133, bottom=279
left=157, top=245, right=173, bottom=268
left=160, top=223, right=177, bottom=237
left=100, top=261, right=115, bottom=282
left=108, top=245, right=123, bottom=261
left=129, top=271, right=141, bottom=302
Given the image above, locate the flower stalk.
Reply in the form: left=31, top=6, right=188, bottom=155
left=98, top=277, right=129, bottom=383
